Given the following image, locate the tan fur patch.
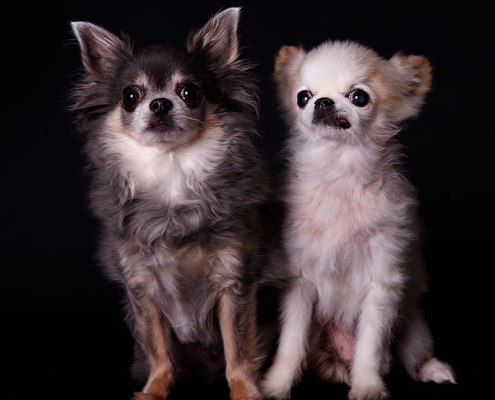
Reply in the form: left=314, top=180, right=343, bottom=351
left=177, top=246, right=210, bottom=273
left=203, top=102, right=221, bottom=127
left=390, top=54, right=432, bottom=99
left=275, top=46, right=297, bottom=70
left=273, top=46, right=305, bottom=87
left=132, top=392, right=165, bottom=400
left=273, top=46, right=307, bottom=114
left=218, top=294, right=238, bottom=366
left=105, top=108, right=135, bottom=138
left=135, top=72, right=149, bottom=88
left=229, top=378, right=262, bottom=400
left=132, top=303, right=173, bottom=398
left=144, top=376, right=171, bottom=399
left=177, top=243, right=250, bottom=276
left=405, top=55, right=432, bottom=98
left=229, top=378, right=251, bottom=399
left=218, top=294, right=261, bottom=400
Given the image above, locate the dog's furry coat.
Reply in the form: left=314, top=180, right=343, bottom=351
left=70, top=8, right=282, bottom=400
left=260, top=41, right=456, bottom=400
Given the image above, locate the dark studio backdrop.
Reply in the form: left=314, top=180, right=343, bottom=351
left=1, top=1, right=492, bottom=399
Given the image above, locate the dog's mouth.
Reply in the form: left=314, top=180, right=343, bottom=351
left=313, top=115, right=351, bottom=129
left=148, top=118, right=176, bottom=133
left=313, top=113, right=351, bottom=129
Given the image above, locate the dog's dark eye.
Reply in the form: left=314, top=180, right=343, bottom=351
left=122, top=86, right=143, bottom=111
left=180, top=83, right=201, bottom=108
left=349, top=89, right=369, bottom=107
left=297, top=90, right=312, bottom=108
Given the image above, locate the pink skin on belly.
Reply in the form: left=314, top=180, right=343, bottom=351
left=313, top=316, right=356, bottom=369
left=328, top=321, right=355, bottom=367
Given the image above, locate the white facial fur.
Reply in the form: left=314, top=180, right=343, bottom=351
left=103, top=109, right=225, bottom=206
left=274, top=40, right=432, bottom=147
left=100, top=71, right=225, bottom=207
left=295, top=41, right=380, bottom=143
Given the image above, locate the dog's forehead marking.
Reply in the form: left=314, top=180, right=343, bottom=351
left=171, top=71, right=186, bottom=85
left=135, top=72, right=149, bottom=87
left=157, top=71, right=184, bottom=91
left=139, top=71, right=185, bottom=98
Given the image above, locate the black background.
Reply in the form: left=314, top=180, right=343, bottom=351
left=2, top=1, right=492, bottom=399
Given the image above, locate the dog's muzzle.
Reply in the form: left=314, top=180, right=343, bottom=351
left=148, top=98, right=175, bottom=132
left=312, top=97, right=350, bottom=129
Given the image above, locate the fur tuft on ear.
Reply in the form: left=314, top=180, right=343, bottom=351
left=273, top=46, right=306, bottom=85
left=71, top=21, right=133, bottom=75
left=272, top=46, right=306, bottom=115
left=186, top=7, right=240, bottom=65
left=391, top=54, right=432, bottom=99
left=386, top=53, right=432, bottom=121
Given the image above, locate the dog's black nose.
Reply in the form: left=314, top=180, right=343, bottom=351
left=149, top=98, right=173, bottom=115
left=314, top=98, right=334, bottom=110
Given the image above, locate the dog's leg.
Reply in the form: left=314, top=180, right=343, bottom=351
left=218, top=291, right=262, bottom=400
left=348, top=280, right=397, bottom=400
left=130, top=295, right=174, bottom=400
left=260, top=277, right=315, bottom=399
left=397, top=308, right=456, bottom=384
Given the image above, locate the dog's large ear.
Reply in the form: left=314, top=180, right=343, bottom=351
left=273, top=46, right=306, bottom=113
left=388, top=54, right=432, bottom=120
left=273, top=46, right=306, bottom=87
left=187, top=7, right=240, bottom=64
left=71, top=21, right=133, bottom=75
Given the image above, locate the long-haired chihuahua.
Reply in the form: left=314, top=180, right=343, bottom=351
left=261, top=40, right=456, bottom=400
left=70, top=7, right=278, bottom=400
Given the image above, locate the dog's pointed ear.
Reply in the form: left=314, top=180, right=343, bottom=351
left=273, top=45, right=306, bottom=86
left=388, top=54, right=432, bottom=120
left=187, top=7, right=240, bottom=64
left=390, top=54, right=432, bottom=99
left=273, top=46, right=306, bottom=114
left=71, top=21, right=133, bottom=75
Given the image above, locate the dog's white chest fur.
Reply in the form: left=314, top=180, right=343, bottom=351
left=284, top=141, right=406, bottom=318
left=104, top=124, right=224, bottom=206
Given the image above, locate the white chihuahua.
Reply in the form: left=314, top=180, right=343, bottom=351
left=261, top=40, right=456, bottom=400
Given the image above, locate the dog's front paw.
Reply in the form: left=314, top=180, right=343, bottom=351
left=418, top=357, right=457, bottom=384
left=132, top=392, right=165, bottom=400
left=228, top=378, right=263, bottom=400
left=348, top=381, right=389, bottom=400
left=260, top=368, right=294, bottom=399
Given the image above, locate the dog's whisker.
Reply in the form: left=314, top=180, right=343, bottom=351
left=182, top=115, right=208, bottom=128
